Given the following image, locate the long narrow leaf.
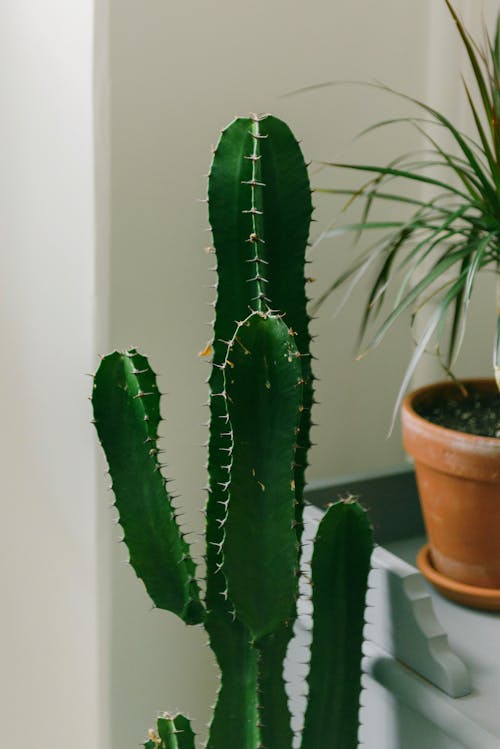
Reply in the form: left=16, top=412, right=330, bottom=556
left=446, top=255, right=470, bottom=366
left=368, top=81, right=499, bottom=212
left=495, top=270, right=500, bottom=389
left=444, top=0, right=494, bottom=129
left=362, top=247, right=473, bottom=356
left=462, top=77, right=499, bottom=188
left=389, top=272, right=469, bottom=433
left=323, top=161, right=474, bottom=203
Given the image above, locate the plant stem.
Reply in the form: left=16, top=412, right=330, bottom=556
left=495, top=267, right=500, bottom=390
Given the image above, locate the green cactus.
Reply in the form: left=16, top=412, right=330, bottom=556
left=92, top=114, right=373, bottom=749
left=145, top=714, right=196, bottom=749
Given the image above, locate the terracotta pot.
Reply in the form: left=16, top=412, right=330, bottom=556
left=401, top=379, right=500, bottom=594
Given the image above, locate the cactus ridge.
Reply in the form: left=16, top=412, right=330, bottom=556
left=92, top=114, right=373, bottom=749
left=203, top=115, right=315, bottom=747
left=301, top=500, right=372, bottom=749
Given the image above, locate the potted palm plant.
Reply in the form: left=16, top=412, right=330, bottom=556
left=317, top=0, right=500, bottom=609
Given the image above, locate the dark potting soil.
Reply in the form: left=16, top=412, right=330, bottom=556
left=416, top=386, right=500, bottom=438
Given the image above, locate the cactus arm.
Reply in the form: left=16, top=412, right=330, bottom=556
left=301, top=500, right=373, bottom=749
left=92, top=350, right=204, bottom=625
left=145, top=714, right=196, bottom=749
left=205, top=330, right=261, bottom=749
left=222, top=312, right=302, bottom=641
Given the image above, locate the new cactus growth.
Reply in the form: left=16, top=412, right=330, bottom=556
left=92, top=114, right=373, bottom=749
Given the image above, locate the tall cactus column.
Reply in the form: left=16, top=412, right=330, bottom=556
left=91, top=113, right=373, bottom=749
left=205, top=114, right=313, bottom=749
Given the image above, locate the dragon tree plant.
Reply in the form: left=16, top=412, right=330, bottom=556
left=92, top=114, right=373, bottom=749
left=314, top=0, right=500, bottom=426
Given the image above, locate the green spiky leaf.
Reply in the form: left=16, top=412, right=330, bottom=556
left=92, top=350, right=204, bottom=624
left=302, top=500, right=373, bottom=749
left=222, top=312, right=302, bottom=641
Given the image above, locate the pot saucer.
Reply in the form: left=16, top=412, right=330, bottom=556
left=417, top=544, right=500, bottom=611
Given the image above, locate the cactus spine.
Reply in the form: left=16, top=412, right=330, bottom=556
left=92, top=114, right=373, bottom=749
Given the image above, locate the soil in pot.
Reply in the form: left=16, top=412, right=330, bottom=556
left=415, top=383, right=500, bottom=438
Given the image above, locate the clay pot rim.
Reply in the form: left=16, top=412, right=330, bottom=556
left=402, top=377, right=500, bottom=447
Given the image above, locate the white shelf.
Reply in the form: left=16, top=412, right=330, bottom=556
left=383, top=536, right=500, bottom=744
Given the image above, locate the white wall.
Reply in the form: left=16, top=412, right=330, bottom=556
left=0, top=1, right=101, bottom=747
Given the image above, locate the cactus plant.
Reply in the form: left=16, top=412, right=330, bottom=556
left=92, top=113, right=373, bottom=749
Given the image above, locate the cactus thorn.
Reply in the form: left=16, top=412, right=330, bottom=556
left=241, top=179, right=266, bottom=188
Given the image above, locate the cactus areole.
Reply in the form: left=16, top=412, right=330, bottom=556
left=92, top=114, right=373, bottom=749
